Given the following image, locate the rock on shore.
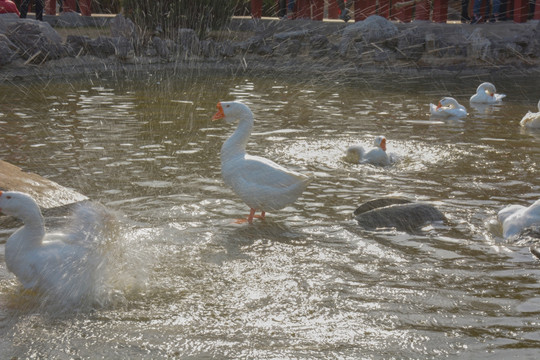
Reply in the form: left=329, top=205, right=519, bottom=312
left=0, top=13, right=539, bottom=81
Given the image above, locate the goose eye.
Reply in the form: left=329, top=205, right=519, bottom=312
left=6, top=196, right=11, bottom=199
left=226, top=104, right=230, bottom=108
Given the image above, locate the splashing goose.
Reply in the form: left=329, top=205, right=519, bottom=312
left=520, top=100, right=540, bottom=129
left=0, top=191, right=104, bottom=305
left=498, top=199, right=540, bottom=239
left=345, top=135, right=390, bottom=166
left=212, top=101, right=311, bottom=224
left=429, top=97, right=467, bottom=119
left=470, top=82, right=506, bottom=104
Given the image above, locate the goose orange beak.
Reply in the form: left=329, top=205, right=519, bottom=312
left=381, top=138, right=387, bottom=151
left=436, top=101, right=442, bottom=110
left=212, top=102, right=225, bottom=121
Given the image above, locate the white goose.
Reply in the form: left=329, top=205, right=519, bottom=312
left=520, top=99, right=540, bottom=129
left=429, top=97, right=467, bottom=119
left=498, top=199, right=540, bottom=239
left=470, top=82, right=506, bottom=104
left=0, top=191, right=103, bottom=304
left=212, top=101, right=311, bottom=224
left=345, top=135, right=390, bottom=166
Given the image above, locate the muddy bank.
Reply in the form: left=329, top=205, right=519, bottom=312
left=0, top=13, right=539, bottom=83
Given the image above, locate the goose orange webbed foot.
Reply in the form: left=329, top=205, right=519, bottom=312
left=234, top=209, right=266, bottom=224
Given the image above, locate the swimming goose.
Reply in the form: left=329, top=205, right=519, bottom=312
left=520, top=100, right=540, bottom=129
left=212, top=101, right=311, bottom=224
left=345, top=135, right=390, bottom=166
left=470, top=82, right=506, bottom=104
left=429, top=97, right=467, bottom=119
left=498, top=199, right=540, bottom=239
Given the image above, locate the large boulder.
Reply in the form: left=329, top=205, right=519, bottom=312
left=5, top=19, right=64, bottom=63
left=354, top=198, right=446, bottom=232
left=340, top=15, right=398, bottom=53
left=0, top=34, right=18, bottom=65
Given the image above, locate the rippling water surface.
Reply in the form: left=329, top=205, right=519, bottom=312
left=1, top=71, right=540, bottom=359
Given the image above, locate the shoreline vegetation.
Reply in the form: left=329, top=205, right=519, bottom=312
left=0, top=12, right=539, bottom=83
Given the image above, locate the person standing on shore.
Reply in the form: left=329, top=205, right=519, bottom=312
left=19, top=0, right=44, bottom=21
left=0, top=0, right=20, bottom=16
left=337, top=0, right=354, bottom=22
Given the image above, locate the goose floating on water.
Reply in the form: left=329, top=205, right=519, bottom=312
left=212, top=101, right=311, bottom=224
left=429, top=97, right=467, bottom=119
left=498, top=199, right=540, bottom=239
left=469, top=82, right=506, bottom=104
left=345, top=135, right=391, bottom=166
left=520, top=99, right=540, bottom=129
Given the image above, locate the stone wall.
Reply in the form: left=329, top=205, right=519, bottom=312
left=1, top=13, right=539, bottom=80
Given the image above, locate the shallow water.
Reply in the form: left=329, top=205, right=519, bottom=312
left=0, top=71, right=539, bottom=359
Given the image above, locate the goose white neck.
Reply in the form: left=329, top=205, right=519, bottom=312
left=221, top=116, right=254, bottom=162
left=9, top=208, right=45, bottom=247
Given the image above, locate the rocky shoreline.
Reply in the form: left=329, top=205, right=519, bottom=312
left=1, top=12, right=540, bottom=83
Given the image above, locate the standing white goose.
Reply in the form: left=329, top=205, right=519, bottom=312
left=429, top=97, right=467, bottom=119
left=0, top=191, right=104, bottom=305
left=212, top=101, right=311, bottom=224
left=520, top=99, right=540, bottom=129
left=345, top=135, right=391, bottom=166
left=470, top=82, right=506, bottom=104
left=498, top=199, right=540, bottom=239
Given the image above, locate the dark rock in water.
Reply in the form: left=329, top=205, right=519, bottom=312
left=512, top=225, right=540, bottom=260
left=354, top=198, right=445, bottom=232
left=354, top=198, right=412, bottom=216
left=530, top=246, right=540, bottom=260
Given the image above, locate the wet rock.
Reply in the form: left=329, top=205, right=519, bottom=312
left=0, top=34, right=18, bottom=65
left=341, top=15, right=399, bottom=55
left=87, top=36, right=116, bottom=57
left=396, top=27, right=425, bottom=61
left=177, top=28, right=200, bottom=54
left=0, top=160, right=87, bottom=209
left=113, top=36, right=135, bottom=60
left=65, top=35, right=91, bottom=56
left=219, top=42, right=236, bottom=57
left=200, top=39, right=219, bottom=58
left=511, top=225, right=540, bottom=260
left=57, top=12, right=85, bottom=27
left=6, top=19, right=64, bottom=63
left=110, top=14, right=138, bottom=46
left=274, top=29, right=311, bottom=42
left=0, top=13, right=20, bottom=34
left=354, top=198, right=446, bottom=232
left=467, top=28, right=491, bottom=61
left=354, top=198, right=413, bottom=216
left=152, top=36, right=170, bottom=59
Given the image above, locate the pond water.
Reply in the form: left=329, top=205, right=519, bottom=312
left=0, top=70, right=539, bottom=359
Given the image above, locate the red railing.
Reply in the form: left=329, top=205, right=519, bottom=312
left=251, top=0, right=540, bottom=23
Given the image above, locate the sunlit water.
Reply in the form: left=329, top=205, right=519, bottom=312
left=0, top=71, right=539, bottom=359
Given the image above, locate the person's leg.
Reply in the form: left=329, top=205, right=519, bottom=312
left=279, top=0, right=287, bottom=17
left=472, top=0, right=483, bottom=22
left=19, top=0, right=30, bottom=18
left=461, top=0, right=470, bottom=21
left=35, top=0, right=44, bottom=20
left=492, top=0, right=500, bottom=20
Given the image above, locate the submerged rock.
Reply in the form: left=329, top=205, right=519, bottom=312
left=354, top=198, right=446, bottom=232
